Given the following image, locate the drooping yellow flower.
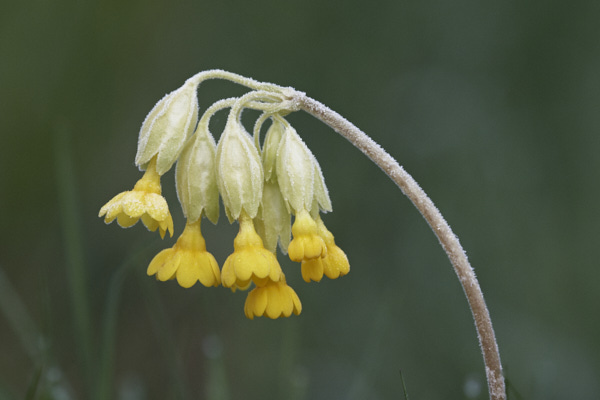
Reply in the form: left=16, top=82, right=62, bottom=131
left=221, top=211, right=283, bottom=290
left=300, top=216, right=349, bottom=282
left=147, top=220, right=220, bottom=288
left=287, top=208, right=326, bottom=262
left=99, top=157, right=174, bottom=238
left=244, top=277, right=302, bottom=319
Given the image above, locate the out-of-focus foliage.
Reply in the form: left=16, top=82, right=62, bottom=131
left=1, top=0, right=599, bottom=399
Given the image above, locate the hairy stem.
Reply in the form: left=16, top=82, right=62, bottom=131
left=189, top=69, right=284, bottom=93
left=295, top=93, right=505, bottom=400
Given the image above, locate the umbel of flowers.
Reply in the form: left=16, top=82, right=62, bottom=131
left=99, top=70, right=349, bottom=319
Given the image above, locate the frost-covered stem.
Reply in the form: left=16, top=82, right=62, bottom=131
left=189, top=69, right=284, bottom=93
left=198, top=98, right=279, bottom=129
left=295, top=94, right=506, bottom=400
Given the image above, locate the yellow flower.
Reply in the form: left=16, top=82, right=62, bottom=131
left=147, top=220, right=220, bottom=288
left=221, top=211, right=283, bottom=290
left=244, top=277, right=302, bottom=319
left=98, top=157, right=174, bottom=238
left=287, top=208, right=326, bottom=262
left=300, top=216, right=349, bottom=282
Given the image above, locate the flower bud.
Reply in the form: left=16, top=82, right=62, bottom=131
left=216, top=118, right=263, bottom=221
left=136, top=79, right=199, bottom=175
left=276, top=125, right=314, bottom=213
left=175, top=122, right=219, bottom=224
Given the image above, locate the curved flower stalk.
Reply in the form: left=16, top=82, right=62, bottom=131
left=294, top=93, right=505, bottom=400
left=97, top=69, right=505, bottom=399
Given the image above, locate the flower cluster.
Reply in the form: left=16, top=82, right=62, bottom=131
left=99, top=72, right=349, bottom=319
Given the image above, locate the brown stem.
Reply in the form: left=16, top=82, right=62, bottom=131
left=296, top=94, right=505, bottom=400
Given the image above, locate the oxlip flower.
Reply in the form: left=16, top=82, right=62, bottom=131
left=244, top=276, right=302, bottom=320
left=300, top=216, right=349, bottom=282
left=287, top=208, right=326, bottom=262
left=147, top=219, right=220, bottom=288
left=99, top=157, right=174, bottom=238
left=221, top=211, right=283, bottom=290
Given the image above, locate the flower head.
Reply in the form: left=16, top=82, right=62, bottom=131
left=99, top=73, right=351, bottom=320
left=147, top=219, right=220, bottom=288
left=221, top=211, right=283, bottom=290
left=99, top=157, right=174, bottom=238
left=244, top=277, right=302, bottom=319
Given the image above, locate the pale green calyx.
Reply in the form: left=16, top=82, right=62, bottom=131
left=216, top=117, right=264, bottom=221
left=136, top=79, right=199, bottom=175
left=175, top=122, right=219, bottom=224
left=276, top=125, right=316, bottom=213
left=312, top=159, right=332, bottom=213
left=261, top=119, right=285, bottom=182
left=254, top=180, right=291, bottom=254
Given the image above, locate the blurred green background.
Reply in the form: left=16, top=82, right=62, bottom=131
left=1, top=0, right=599, bottom=399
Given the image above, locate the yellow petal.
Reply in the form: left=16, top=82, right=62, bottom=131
left=99, top=192, right=127, bottom=217
left=147, top=248, right=174, bottom=276
left=157, top=214, right=174, bottom=238
left=301, top=258, right=324, bottom=283
left=176, top=252, right=220, bottom=288
left=264, top=284, right=287, bottom=318
left=290, top=288, right=302, bottom=315
left=198, top=253, right=221, bottom=287
left=221, top=257, right=238, bottom=288
left=105, top=203, right=126, bottom=222
left=245, top=286, right=268, bottom=319
left=157, top=251, right=181, bottom=281
left=122, top=192, right=146, bottom=218
left=116, top=213, right=139, bottom=228
left=141, top=214, right=159, bottom=232
left=244, top=280, right=302, bottom=319
left=323, top=245, right=350, bottom=279
left=144, top=193, right=170, bottom=221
